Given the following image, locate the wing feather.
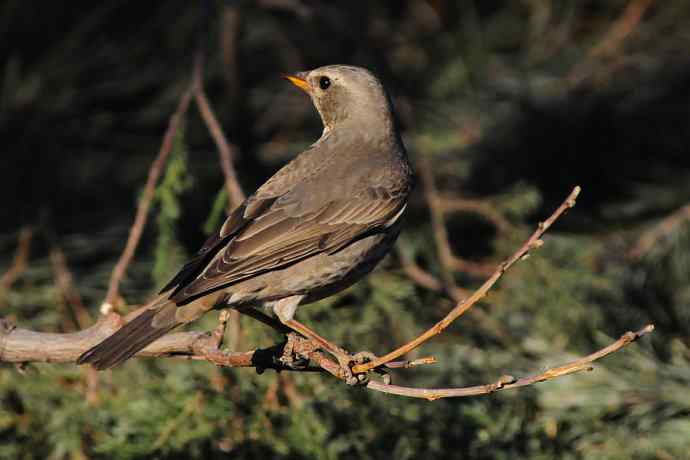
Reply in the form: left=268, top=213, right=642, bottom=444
left=169, top=187, right=406, bottom=304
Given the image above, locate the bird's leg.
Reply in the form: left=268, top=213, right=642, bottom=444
left=281, top=318, right=363, bottom=385
left=351, top=351, right=378, bottom=364
left=272, top=296, right=364, bottom=385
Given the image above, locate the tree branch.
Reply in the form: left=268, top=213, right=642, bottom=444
left=103, top=84, right=194, bottom=312
left=192, top=52, right=245, bottom=211
left=418, top=157, right=494, bottom=280
left=0, top=310, right=654, bottom=400
left=364, top=324, right=654, bottom=400
left=192, top=49, right=246, bottom=351
left=436, top=194, right=513, bottom=234
left=49, top=245, right=92, bottom=330
left=589, top=0, right=654, bottom=59
left=352, top=185, right=582, bottom=374
left=0, top=227, right=33, bottom=294
left=627, top=201, right=690, bottom=260
left=0, top=313, right=332, bottom=375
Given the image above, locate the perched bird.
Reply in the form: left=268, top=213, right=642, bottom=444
left=77, top=65, right=413, bottom=379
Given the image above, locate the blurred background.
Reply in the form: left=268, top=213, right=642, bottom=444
left=1, top=0, right=690, bottom=458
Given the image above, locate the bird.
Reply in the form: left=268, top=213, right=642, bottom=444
left=77, top=65, right=413, bottom=381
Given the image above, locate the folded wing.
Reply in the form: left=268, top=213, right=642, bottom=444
left=167, top=185, right=406, bottom=304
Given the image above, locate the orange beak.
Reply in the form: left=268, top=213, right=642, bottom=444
left=283, top=72, right=310, bottom=94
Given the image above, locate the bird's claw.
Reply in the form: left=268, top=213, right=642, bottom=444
left=351, top=350, right=378, bottom=364
left=334, top=354, right=360, bottom=386
left=335, top=350, right=379, bottom=386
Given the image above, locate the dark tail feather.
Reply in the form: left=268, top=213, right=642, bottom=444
left=77, top=306, right=180, bottom=370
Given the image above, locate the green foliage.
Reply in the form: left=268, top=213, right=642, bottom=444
left=152, top=128, right=193, bottom=287
left=203, top=188, right=229, bottom=236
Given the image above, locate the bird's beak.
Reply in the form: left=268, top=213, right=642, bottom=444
left=283, top=72, right=310, bottom=94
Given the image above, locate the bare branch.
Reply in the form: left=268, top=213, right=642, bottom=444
left=397, top=247, right=468, bottom=301
left=364, top=324, right=654, bottom=400
left=418, top=157, right=494, bottom=280
left=436, top=194, right=513, bottom=234
left=0, top=227, right=33, bottom=293
left=0, top=314, right=199, bottom=363
left=352, top=185, right=582, bottom=374
left=0, top=304, right=326, bottom=374
left=589, top=0, right=654, bottom=59
left=627, top=201, right=690, bottom=260
left=568, top=0, right=654, bottom=84
left=102, top=46, right=247, bottom=317
left=385, top=356, right=438, bottom=369
left=0, top=314, right=653, bottom=401
left=0, top=312, right=286, bottom=373
left=49, top=245, right=92, bottom=330
left=193, top=52, right=245, bottom=211
left=103, top=85, right=194, bottom=312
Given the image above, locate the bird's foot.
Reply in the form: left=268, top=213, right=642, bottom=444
left=351, top=350, right=378, bottom=365
left=333, top=353, right=364, bottom=386
left=334, top=350, right=381, bottom=386
left=279, top=333, right=318, bottom=370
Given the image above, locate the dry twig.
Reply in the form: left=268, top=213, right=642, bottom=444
left=418, top=157, right=494, bottom=284
left=569, top=0, right=654, bottom=84
left=627, top=201, right=690, bottom=260
left=437, top=194, right=513, bottom=234
left=5, top=318, right=652, bottom=400
left=0, top=227, right=33, bottom=293
left=192, top=53, right=245, bottom=211
left=364, top=325, right=654, bottom=400
left=50, top=245, right=92, bottom=330
left=352, top=185, right=581, bottom=374
left=102, top=86, right=194, bottom=312
left=589, top=0, right=654, bottom=59
left=397, top=247, right=468, bottom=301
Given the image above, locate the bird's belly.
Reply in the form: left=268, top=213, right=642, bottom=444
left=298, top=232, right=394, bottom=303
left=226, top=229, right=398, bottom=307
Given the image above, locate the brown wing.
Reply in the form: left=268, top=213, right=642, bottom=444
left=168, top=186, right=406, bottom=304
left=159, top=197, right=276, bottom=294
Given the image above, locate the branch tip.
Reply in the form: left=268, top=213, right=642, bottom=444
left=352, top=186, right=581, bottom=374
left=100, top=302, right=114, bottom=316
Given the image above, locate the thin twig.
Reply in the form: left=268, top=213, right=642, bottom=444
left=589, top=0, right=654, bottom=59
left=193, top=53, right=245, bottom=211
left=397, top=247, right=468, bottom=300
left=0, top=227, right=33, bottom=293
left=102, top=85, right=194, bottom=312
left=627, top=201, right=690, bottom=260
left=49, top=245, right=92, bottom=330
left=418, top=157, right=494, bottom=280
left=352, top=185, right=581, bottom=374
left=568, top=0, right=654, bottom=84
left=437, top=194, right=513, bottom=234
left=364, top=324, right=654, bottom=400
left=192, top=50, right=246, bottom=351
left=385, top=356, right=438, bottom=369
left=46, top=238, right=101, bottom=403
left=397, top=247, right=512, bottom=340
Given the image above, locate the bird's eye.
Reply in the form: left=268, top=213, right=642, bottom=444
left=319, top=76, right=331, bottom=90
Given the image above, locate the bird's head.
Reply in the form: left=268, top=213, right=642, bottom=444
left=283, top=65, right=394, bottom=134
